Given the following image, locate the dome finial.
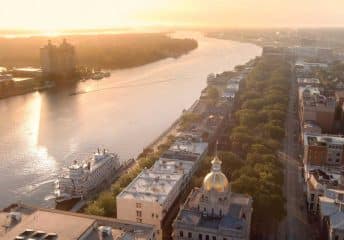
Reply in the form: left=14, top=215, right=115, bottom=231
left=211, top=140, right=222, bottom=171
left=203, top=145, right=229, bottom=193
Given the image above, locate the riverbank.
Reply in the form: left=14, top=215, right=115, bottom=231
left=83, top=53, right=256, bottom=218
left=0, top=33, right=261, bottom=209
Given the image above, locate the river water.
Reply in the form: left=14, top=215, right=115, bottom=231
left=0, top=32, right=261, bottom=208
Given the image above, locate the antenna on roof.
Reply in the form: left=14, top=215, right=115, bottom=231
left=215, top=140, right=219, bottom=156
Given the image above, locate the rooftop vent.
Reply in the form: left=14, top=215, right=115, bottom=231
left=17, top=229, right=35, bottom=238
left=43, top=233, right=58, bottom=240
left=98, top=226, right=113, bottom=239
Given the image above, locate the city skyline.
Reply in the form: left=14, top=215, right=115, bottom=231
left=2, top=0, right=344, bottom=33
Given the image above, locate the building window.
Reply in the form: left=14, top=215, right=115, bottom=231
left=136, top=211, right=142, bottom=217
left=334, top=236, right=338, bottom=240
left=199, top=234, right=202, bottom=240
left=136, top=203, right=142, bottom=208
left=212, top=236, right=216, bottom=240
left=206, top=235, right=209, bottom=240
left=311, top=194, right=315, bottom=201
left=211, top=208, right=214, bottom=215
left=188, top=232, right=192, bottom=238
left=219, top=209, right=222, bottom=216
left=180, top=231, right=184, bottom=237
left=223, top=238, right=227, bottom=240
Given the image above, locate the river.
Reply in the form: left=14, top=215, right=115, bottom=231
left=0, top=32, right=261, bottom=208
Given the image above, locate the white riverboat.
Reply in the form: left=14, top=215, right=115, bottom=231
left=54, top=148, right=121, bottom=203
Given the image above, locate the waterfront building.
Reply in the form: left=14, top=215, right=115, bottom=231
left=11, top=67, right=43, bottom=78
left=40, top=40, right=58, bottom=75
left=172, top=155, right=253, bottom=240
left=151, top=158, right=194, bottom=187
left=117, top=140, right=208, bottom=240
left=303, top=134, right=344, bottom=167
left=298, top=86, right=336, bottom=133
left=116, top=169, right=185, bottom=240
left=226, top=82, right=239, bottom=92
left=222, top=89, right=236, bottom=101
left=40, top=39, right=76, bottom=77
left=0, top=204, right=155, bottom=240
left=161, top=140, right=208, bottom=171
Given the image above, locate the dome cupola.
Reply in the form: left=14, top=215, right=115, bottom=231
left=203, top=154, right=229, bottom=193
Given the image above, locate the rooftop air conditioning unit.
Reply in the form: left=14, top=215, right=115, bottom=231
left=98, top=226, right=113, bottom=239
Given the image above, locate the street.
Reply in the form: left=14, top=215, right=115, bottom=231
left=277, top=67, right=315, bottom=240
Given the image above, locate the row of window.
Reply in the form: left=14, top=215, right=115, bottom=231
left=327, top=157, right=341, bottom=163
left=328, top=145, right=343, bottom=150
left=179, top=231, right=228, bottom=240
left=136, top=210, right=159, bottom=219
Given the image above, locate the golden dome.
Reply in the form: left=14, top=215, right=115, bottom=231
left=203, top=171, right=229, bottom=192
left=202, top=155, right=229, bottom=193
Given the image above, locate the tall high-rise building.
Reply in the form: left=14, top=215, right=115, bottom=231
left=40, top=39, right=76, bottom=77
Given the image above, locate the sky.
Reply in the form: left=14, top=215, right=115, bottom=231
left=1, top=0, right=344, bottom=31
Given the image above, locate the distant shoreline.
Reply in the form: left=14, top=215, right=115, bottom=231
left=0, top=33, right=197, bottom=70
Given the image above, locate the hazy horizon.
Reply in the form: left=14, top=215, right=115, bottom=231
left=2, top=0, right=344, bottom=33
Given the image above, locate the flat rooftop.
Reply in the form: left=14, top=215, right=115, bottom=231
left=308, top=168, right=344, bottom=189
left=12, top=77, right=34, bottom=82
left=304, top=134, right=344, bottom=146
left=0, top=204, right=154, bottom=240
left=117, top=170, right=182, bottom=204
left=13, top=67, right=42, bottom=72
left=151, top=158, right=194, bottom=175
left=297, top=77, right=320, bottom=85
left=169, top=140, right=208, bottom=155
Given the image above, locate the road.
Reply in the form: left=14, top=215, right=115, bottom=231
left=277, top=67, right=315, bottom=240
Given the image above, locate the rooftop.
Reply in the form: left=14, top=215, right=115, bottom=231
left=307, top=168, right=344, bottom=191
left=226, top=83, right=239, bottom=92
left=12, top=77, right=34, bottom=82
left=319, top=190, right=344, bottom=231
left=329, top=211, right=344, bottom=231
left=297, top=77, right=320, bottom=85
left=0, top=204, right=154, bottom=240
left=151, top=158, right=194, bottom=175
left=299, top=86, right=336, bottom=109
left=117, top=169, right=183, bottom=204
left=304, top=134, right=344, bottom=147
left=12, top=67, right=42, bottom=73
left=162, top=140, right=208, bottom=162
left=174, top=188, right=251, bottom=235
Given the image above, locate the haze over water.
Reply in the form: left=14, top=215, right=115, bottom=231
left=0, top=32, right=261, bottom=208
